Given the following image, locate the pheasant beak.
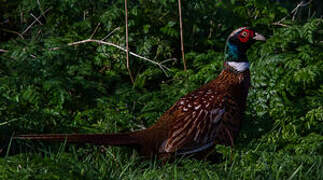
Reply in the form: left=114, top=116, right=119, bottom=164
left=253, top=32, right=266, bottom=41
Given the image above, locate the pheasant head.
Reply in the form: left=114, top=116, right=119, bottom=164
left=225, top=27, right=266, bottom=71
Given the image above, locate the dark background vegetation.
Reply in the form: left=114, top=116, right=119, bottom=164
left=0, top=0, right=322, bottom=179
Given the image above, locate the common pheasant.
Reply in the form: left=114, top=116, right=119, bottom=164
left=15, top=27, right=265, bottom=160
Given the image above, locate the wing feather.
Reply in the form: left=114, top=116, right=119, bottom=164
left=163, top=88, right=226, bottom=153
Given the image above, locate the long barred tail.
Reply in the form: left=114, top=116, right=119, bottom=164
left=14, top=133, right=139, bottom=146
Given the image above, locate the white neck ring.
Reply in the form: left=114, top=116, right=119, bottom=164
left=227, top=61, right=250, bottom=72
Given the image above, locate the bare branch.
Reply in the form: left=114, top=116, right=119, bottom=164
left=37, top=0, right=46, bottom=20
left=272, top=22, right=289, bottom=27
left=30, top=13, right=43, bottom=25
left=3, top=38, right=175, bottom=75
left=292, top=0, right=312, bottom=21
left=20, top=11, right=24, bottom=24
left=273, top=0, right=312, bottom=27
left=0, top=49, right=9, bottom=53
left=160, top=58, right=177, bottom=65
left=89, top=23, right=101, bottom=39
left=0, top=28, right=24, bottom=39
left=22, top=8, right=51, bottom=35
left=0, top=119, right=18, bottom=126
left=101, top=27, right=120, bottom=41
left=178, top=0, right=186, bottom=71
left=60, top=39, right=174, bottom=75
left=124, top=0, right=134, bottom=84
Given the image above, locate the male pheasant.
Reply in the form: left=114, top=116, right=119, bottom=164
left=15, top=27, right=265, bottom=160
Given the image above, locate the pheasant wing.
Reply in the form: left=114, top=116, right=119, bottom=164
left=163, top=88, right=226, bottom=154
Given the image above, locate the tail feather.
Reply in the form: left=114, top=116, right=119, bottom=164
left=14, top=133, right=139, bottom=146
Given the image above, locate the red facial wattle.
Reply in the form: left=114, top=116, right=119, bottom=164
left=238, top=29, right=254, bottom=43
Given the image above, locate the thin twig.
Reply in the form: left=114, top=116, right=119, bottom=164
left=178, top=0, right=186, bottom=71
left=160, top=58, right=177, bottom=64
left=291, top=0, right=313, bottom=13
left=20, top=11, right=24, bottom=24
left=37, top=0, right=46, bottom=20
left=30, top=13, right=43, bottom=25
left=49, top=47, right=60, bottom=51
left=62, top=39, right=173, bottom=75
left=89, top=23, right=101, bottom=39
left=3, top=38, right=175, bottom=75
left=125, top=0, right=134, bottom=84
left=101, top=27, right=120, bottom=41
left=0, top=28, right=24, bottom=39
left=274, top=16, right=287, bottom=26
left=0, top=49, right=9, bottom=53
left=22, top=8, right=51, bottom=35
left=272, top=22, right=289, bottom=27
left=272, top=0, right=312, bottom=27
left=292, top=0, right=312, bottom=21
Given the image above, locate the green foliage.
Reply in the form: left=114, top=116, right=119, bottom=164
left=0, top=0, right=322, bottom=179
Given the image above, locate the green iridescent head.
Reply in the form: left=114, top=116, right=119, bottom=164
left=225, top=27, right=266, bottom=62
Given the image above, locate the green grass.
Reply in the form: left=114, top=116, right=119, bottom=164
left=1, top=140, right=322, bottom=180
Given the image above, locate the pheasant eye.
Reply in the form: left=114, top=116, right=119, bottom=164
left=238, top=30, right=251, bottom=43
left=241, top=31, right=248, bottom=38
